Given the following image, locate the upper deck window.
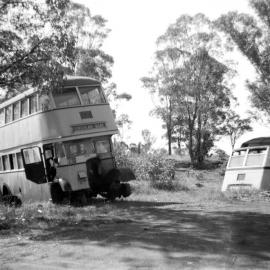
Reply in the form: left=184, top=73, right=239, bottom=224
left=13, top=102, right=20, bottom=121
left=53, top=87, right=80, bottom=108
left=0, top=109, right=4, bottom=125
left=245, top=148, right=267, bottom=166
left=228, top=150, right=246, bottom=168
left=5, top=105, right=12, bottom=123
left=21, top=98, right=28, bottom=117
left=29, top=95, right=38, bottom=114
left=78, top=86, right=105, bottom=105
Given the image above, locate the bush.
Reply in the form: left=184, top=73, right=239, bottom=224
left=114, top=146, right=179, bottom=191
left=148, top=155, right=177, bottom=190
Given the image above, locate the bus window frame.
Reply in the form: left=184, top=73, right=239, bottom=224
left=16, top=152, right=23, bottom=170
left=52, top=86, right=81, bottom=108
left=20, top=98, right=29, bottom=118
left=2, top=155, right=10, bottom=171
left=244, top=147, right=268, bottom=167
left=0, top=108, right=5, bottom=126
left=78, top=85, right=106, bottom=105
left=29, top=94, right=38, bottom=114
left=0, top=156, right=3, bottom=171
left=51, top=84, right=107, bottom=109
left=13, top=101, right=20, bottom=121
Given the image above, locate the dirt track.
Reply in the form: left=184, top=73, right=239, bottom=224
left=1, top=199, right=270, bottom=270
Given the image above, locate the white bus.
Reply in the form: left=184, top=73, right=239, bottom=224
left=0, top=76, right=134, bottom=205
left=222, top=137, right=270, bottom=191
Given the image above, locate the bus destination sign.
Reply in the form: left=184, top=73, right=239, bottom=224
left=71, top=122, right=106, bottom=133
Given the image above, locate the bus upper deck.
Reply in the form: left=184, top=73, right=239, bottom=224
left=222, top=137, right=270, bottom=191
left=0, top=76, right=118, bottom=152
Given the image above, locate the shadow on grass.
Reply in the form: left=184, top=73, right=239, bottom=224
left=24, top=199, right=270, bottom=268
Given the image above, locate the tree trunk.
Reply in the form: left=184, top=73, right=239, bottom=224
left=167, top=99, right=173, bottom=155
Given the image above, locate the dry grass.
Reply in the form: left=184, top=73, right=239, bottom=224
left=2, top=166, right=270, bottom=232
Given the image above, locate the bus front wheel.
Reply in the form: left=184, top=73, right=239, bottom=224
left=50, top=183, right=64, bottom=204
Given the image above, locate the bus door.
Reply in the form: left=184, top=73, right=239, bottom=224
left=43, top=144, right=57, bottom=182
left=21, top=146, right=47, bottom=184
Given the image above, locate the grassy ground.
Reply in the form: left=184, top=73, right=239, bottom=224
left=1, top=168, right=270, bottom=269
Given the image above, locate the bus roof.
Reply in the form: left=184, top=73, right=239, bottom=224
left=241, top=137, right=270, bottom=147
left=63, top=76, right=100, bottom=87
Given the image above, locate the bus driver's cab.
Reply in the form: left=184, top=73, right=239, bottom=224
left=21, top=138, right=134, bottom=203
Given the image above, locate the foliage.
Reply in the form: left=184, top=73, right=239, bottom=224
left=141, top=129, right=156, bottom=153
left=115, top=113, right=132, bottom=140
left=220, top=110, right=253, bottom=149
left=0, top=0, right=76, bottom=97
left=142, top=14, right=234, bottom=167
left=0, top=0, right=115, bottom=100
left=216, top=0, right=270, bottom=117
left=67, top=3, right=114, bottom=85
left=114, top=144, right=179, bottom=191
left=147, top=155, right=177, bottom=190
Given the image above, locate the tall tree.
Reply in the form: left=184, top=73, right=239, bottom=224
left=174, top=49, right=232, bottom=167
left=0, top=0, right=76, bottom=97
left=0, top=0, right=116, bottom=101
left=216, top=0, right=270, bottom=116
left=220, top=110, right=253, bottom=150
left=66, top=3, right=114, bottom=85
left=141, top=129, right=156, bottom=153
left=142, top=14, right=234, bottom=162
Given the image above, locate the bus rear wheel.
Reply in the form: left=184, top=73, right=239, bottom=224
left=120, top=183, right=131, bottom=197
left=2, top=186, right=21, bottom=207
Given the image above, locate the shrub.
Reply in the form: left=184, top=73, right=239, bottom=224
left=114, top=146, right=180, bottom=191
left=147, top=155, right=177, bottom=190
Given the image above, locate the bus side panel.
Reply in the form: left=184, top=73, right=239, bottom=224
left=0, top=171, right=51, bottom=202
left=56, top=164, right=90, bottom=191
left=222, top=169, right=264, bottom=191
left=260, top=169, right=270, bottom=190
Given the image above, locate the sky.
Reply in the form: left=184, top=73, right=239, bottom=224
left=76, top=0, right=270, bottom=153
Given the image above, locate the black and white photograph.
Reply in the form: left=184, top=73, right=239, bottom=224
left=1, top=0, right=270, bottom=269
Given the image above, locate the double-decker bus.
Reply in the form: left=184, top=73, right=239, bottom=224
left=222, top=137, right=270, bottom=191
left=0, top=76, right=135, bottom=205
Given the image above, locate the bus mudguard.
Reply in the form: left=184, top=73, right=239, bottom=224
left=57, top=178, right=72, bottom=192
left=117, top=168, right=136, bottom=182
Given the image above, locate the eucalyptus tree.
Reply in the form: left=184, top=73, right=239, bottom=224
left=217, top=0, right=270, bottom=116
left=142, top=14, right=234, bottom=165
left=0, top=0, right=76, bottom=97
left=0, top=0, right=115, bottom=99
left=66, top=3, right=114, bottom=85
left=220, top=110, right=253, bottom=150
left=174, top=49, right=232, bottom=167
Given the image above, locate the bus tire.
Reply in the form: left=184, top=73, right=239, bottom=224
left=120, top=183, right=131, bottom=198
left=2, top=186, right=21, bottom=207
left=51, top=183, right=64, bottom=204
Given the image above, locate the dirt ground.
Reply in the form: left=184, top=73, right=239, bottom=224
left=1, top=174, right=270, bottom=269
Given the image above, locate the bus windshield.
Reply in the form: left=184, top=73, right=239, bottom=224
left=228, top=149, right=246, bottom=168
left=55, top=138, right=111, bottom=165
left=245, top=147, right=267, bottom=166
